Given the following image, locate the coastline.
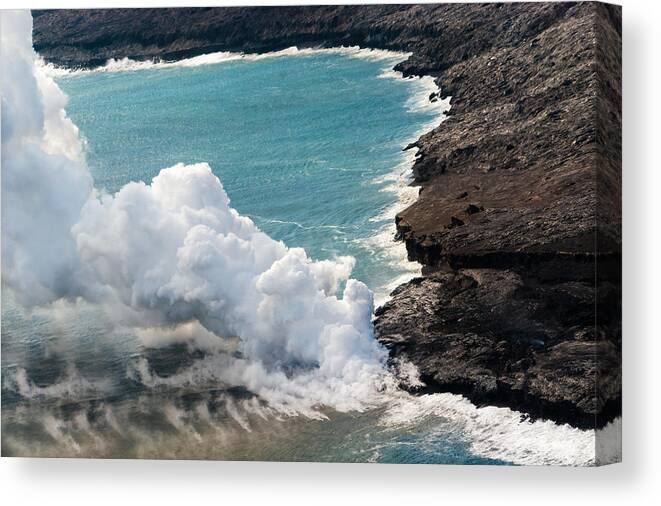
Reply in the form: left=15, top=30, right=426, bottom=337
left=31, top=3, right=622, bottom=431
left=42, top=45, right=448, bottom=306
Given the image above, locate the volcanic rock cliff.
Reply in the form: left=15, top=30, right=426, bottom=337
left=32, top=2, right=622, bottom=430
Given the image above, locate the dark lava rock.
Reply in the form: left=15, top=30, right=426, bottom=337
left=32, top=2, right=621, bottom=428
left=465, top=204, right=482, bottom=215
left=374, top=269, right=621, bottom=429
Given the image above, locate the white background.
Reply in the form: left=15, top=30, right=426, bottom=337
left=1, top=0, right=659, bottom=504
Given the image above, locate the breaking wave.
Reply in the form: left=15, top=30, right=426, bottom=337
left=40, top=45, right=411, bottom=77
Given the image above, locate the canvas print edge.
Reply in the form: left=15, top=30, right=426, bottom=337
left=1, top=2, right=622, bottom=465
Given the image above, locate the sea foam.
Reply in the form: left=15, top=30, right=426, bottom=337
left=40, top=46, right=410, bottom=77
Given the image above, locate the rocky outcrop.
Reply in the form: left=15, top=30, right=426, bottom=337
left=32, top=2, right=621, bottom=428
left=375, top=268, right=621, bottom=429
left=378, top=3, right=621, bottom=429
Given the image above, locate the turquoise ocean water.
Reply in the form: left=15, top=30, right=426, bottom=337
left=1, top=50, right=595, bottom=465
left=61, top=51, right=442, bottom=300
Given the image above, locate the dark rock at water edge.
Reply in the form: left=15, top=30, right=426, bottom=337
left=375, top=267, right=621, bottom=430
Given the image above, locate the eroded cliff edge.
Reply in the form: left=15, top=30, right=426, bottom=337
left=32, top=2, right=622, bottom=429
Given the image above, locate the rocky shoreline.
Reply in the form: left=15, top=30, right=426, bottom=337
left=32, top=2, right=621, bottom=429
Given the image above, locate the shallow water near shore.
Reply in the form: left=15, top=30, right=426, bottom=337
left=2, top=49, right=596, bottom=465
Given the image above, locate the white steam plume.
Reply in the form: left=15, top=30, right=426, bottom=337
left=73, top=163, right=385, bottom=378
left=1, top=9, right=387, bottom=411
left=1, top=11, right=94, bottom=306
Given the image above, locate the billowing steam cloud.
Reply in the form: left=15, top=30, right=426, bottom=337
left=1, top=10, right=388, bottom=412
left=1, top=11, right=94, bottom=306
left=73, top=163, right=386, bottom=383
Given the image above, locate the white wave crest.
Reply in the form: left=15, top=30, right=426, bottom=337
left=40, top=45, right=410, bottom=78
left=379, top=392, right=597, bottom=466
